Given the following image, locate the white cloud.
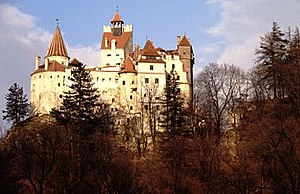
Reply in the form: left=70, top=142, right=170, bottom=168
left=206, top=0, right=300, bottom=70
left=0, top=4, right=101, bottom=128
left=69, top=44, right=100, bottom=66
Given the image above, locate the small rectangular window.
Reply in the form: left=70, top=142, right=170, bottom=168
left=144, top=105, right=148, bottom=110
left=130, top=106, right=133, bottom=110
left=177, top=75, right=180, bottom=80
left=145, top=78, right=149, bottom=84
left=150, top=65, right=154, bottom=70
left=58, top=83, right=60, bottom=87
left=130, top=95, right=133, bottom=99
left=155, top=78, right=159, bottom=84
left=102, top=78, right=105, bottom=81
left=172, top=64, right=175, bottom=69
left=123, top=81, right=126, bottom=85
left=112, top=98, right=115, bottom=103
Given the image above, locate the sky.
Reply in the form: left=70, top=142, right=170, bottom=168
left=0, top=0, right=300, bottom=129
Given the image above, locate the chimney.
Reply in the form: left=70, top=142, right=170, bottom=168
left=45, top=58, right=49, bottom=70
left=105, top=37, right=108, bottom=48
left=35, top=56, right=40, bottom=70
left=111, top=39, right=116, bottom=50
left=177, top=36, right=181, bottom=45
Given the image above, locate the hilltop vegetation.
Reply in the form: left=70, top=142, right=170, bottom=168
left=1, top=22, right=300, bottom=193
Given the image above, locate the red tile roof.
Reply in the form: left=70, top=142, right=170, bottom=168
left=178, top=35, right=191, bottom=46
left=69, top=58, right=82, bottom=66
left=31, top=60, right=65, bottom=75
left=101, top=31, right=132, bottom=49
left=46, top=26, right=68, bottom=57
left=119, top=57, right=136, bottom=74
left=142, top=40, right=160, bottom=57
left=111, top=11, right=123, bottom=23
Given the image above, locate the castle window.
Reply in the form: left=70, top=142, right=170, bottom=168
left=116, top=54, right=120, bottom=56
left=144, top=105, right=148, bottom=111
left=130, top=95, right=133, bottom=99
left=144, top=94, right=147, bottom=97
left=39, top=75, right=41, bottom=79
left=150, top=65, right=154, bottom=70
left=130, top=106, right=133, bottom=110
left=145, top=78, right=149, bottom=84
left=155, top=78, right=159, bottom=84
left=115, top=108, right=118, bottom=111
left=111, top=108, right=114, bottom=112
left=63, top=76, right=65, bottom=78
left=172, top=64, right=175, bottom=69
left=116, top=63, right=120, bottom=66
left=155, top=96, right=160, bottom=100
left=123, top=81, right=125, bottom=85
left=58, top=83, right=60, bottom=87
left=156, top=105, right=159, bottom=110
left=132, top=81, right=134, bottom=84
left=107, top=54, right=111, bottom=57
left=97, top=77, right=99, bottom=81
left=59, top=94, right=63, bottom=98
left=164, top=64, right=166, bottom=68
left=177, top=75, right=180, bottom=80
left=102, top=78, right=105, bottom=81
left=57, top=75, right=59, bottom=78
left=109, top=78, right=111, bottom=81
left=50, top=76, right=52, bottom=78
left=112, top=98, right=115, bottom=103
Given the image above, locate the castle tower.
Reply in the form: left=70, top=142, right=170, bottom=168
left=177, top=35, right=194, bottom=101
left=118, top=57, right=137, bottom=114
left=101, top=10, right=133, bottom=68
left=30, top=24, right=70, bottom=114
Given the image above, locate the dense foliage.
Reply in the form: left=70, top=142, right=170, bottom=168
left=2, top=83, right=29, bottom=125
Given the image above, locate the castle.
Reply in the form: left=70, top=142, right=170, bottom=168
left=30, top=10, right=194, bottom=127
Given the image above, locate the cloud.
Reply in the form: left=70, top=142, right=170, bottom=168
left=0, top=3, right=100, bottom=129
left=205, top=0, right=300, bottom=70
left=68, top=44, right=100, bottom=66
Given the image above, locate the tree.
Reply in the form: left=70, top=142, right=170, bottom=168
left=255, top=22, right=289, bottom=99
left=51, top=62, right=111, bottom=135
left=2, top=83, right=29, bottom=125
left=194, top=63, right=246, bottom=141
left=160, top=69, right=186, bottom=136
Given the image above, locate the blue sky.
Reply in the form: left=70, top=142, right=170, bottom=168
left=0, top=0, right=300, bottom=129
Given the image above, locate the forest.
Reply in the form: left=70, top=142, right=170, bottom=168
left=1, top=22, right=300, bottom=194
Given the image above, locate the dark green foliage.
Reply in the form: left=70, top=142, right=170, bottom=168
left=255, top=22, right=289, bottom=99
left=160, top=70, right=186, bottom=136
left=2, top=83, right=29, bottom=125
left=51, top=62, right=112, bottom=135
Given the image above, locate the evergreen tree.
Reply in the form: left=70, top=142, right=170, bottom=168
left=255, top=22, right=289, bottom=99
left=160, top=69, right=185, bottom=136
left=2, top=83, right=29, bottom=125
left=51, top=62, right=110, bottom=135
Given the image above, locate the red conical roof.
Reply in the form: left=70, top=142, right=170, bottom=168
left=119, top=57, right=136, bottom=74
left=46, top=26, right=68, bottom=57
left=142, top=40, right=160, bottom=57
left=178, top=35, right=191, bottom=46
left=111, top=11, right=123, bottom=23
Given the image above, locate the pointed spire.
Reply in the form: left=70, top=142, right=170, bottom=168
left=178, top=35, right=191, bottom=46
left=111, top=9, right=124, bottom=24
left=142, top=39, right=160, bottom=57
left=46, top=25, right=68, bottom=57
left=119, top=57, right=136, bottom=74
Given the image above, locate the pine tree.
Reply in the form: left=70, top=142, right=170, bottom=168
left=255, top=22, right=289, bottom=99
left=160, top=69, right=185, bottom=137
left=2, top=83, right=29, bottom=125
left=51, top=62, right=109, bottom=135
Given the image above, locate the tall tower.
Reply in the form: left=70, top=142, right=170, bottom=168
left=30, top=24, right=69, bottom=114
left=177, top=35, right=194, bottom=101
left=100, top=10, right=133, bottom=68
